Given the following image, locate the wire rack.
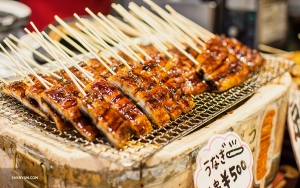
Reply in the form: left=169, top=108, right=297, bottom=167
left=0, top=55, right=295, bottom=167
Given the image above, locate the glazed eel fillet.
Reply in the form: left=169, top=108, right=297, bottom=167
left=84, top=79, right=152, bottom=137
left=108, top=72, right=171, bottom=127
left=60, top=62, right=153, bottom=137
left=79, top=85, right=131, bottom=148
left=42, top=83, right=99, bottom=141
left=87, top=58, right=194, bottom=119
left=25, top=81, right=73, bottom=131
left=24, top=75, right=72, bottom=130
left=129, top=58, right=196, bottom=114
left=2, top=81, right=48, bottom=119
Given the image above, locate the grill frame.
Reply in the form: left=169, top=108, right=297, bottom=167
left=0, top=55, right=295, bottom=167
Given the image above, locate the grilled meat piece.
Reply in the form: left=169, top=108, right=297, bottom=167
left=79, top=91, right=130, bottom=148
left=108, top=72, right=170, bottom=127
left=26, top=82, right=72, bottom=130
left=2, top=81, right=48, bottom=119
left=166, top=57, right=209, bottom=95
left=42, top=84, right=98, bottom=141
left=85, top=79, right=152, bottom=137
left=210, top=56, right=250, bottom=92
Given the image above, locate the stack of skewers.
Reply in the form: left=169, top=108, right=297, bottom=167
left=0, top=1, right=266, bottom=148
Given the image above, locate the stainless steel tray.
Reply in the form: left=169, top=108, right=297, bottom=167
left=0, top=55, right=295, bottom=167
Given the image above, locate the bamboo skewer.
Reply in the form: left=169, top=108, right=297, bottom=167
left=112, top=4, right=173, bottom=59
left=54, top=15, right=116, bottom=75
left=48, top=24, right=90, bottom=57
left=94, top=14, right=145, bottom=62
left=74, top=22, right=119, bottom=66
left=54, top=40, right=86, bottom=62
left=76, top=20, right=135, bottom=65
left=107, top=15, right=141, bottom=37
left=128, top=3, right=199, bottom=66
left=4, top=38, right=62, bottom=79
left=79, top=18, right=136, bottom=68
left=98, top=12, right=153, bottom=61
left=0, top=76, right=9, bottom=85
left=29, top=22, right=87, bottom=96
left=165, top=4, right=214, bottom=40
left=9, top=34, right=54, bottom=64
left=0, top=43, right=34, bottom=85
left=0, top=52, right=31, bottom=76
left=84, top=10, right=141, bottom=63
left=67, top=23, right=116, bottom=68
left=4, top=39, right=52, bottom=88
left=41, top=31, right=95, bottom=82
left=138, top=6, right=202, bottom=53
left=143, top=0, right=205, bottom=46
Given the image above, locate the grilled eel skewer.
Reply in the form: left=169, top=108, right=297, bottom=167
left=1, top=35, right=265, bottom=147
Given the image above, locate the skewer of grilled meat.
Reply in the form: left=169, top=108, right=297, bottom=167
left=41, top=82, right=99, bottom=141
left=108, top=70, right=171, bottom=127
left=86, top=58, right=191, bottom=120
left=55, top=63, right=152, bottom=138
left=205, top=35, right=265, bottom=71
left=2, top=80, right=48, bottom=119
left=22, top=69, right=132, bottom=146
left=63, top=62, right=156, bottom=136
left=89, top=52, right=196, bottom=114
left=83, top=79, right=151, bottom=137
left=79, top=88, right=131, bottom=148
left=25, top=75, right=73, bottom=130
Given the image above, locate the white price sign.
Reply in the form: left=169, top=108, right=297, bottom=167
left=194, top=132, right=253, bottom=188
left=287, top=83, right=300, bottom=171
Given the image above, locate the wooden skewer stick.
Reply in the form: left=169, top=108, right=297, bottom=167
left=9, top=34, right=53, bottom=64
left=24, top=28, right=63, bottom=67
left=70, top=26, right=110, bottom=54
left=165, top=4, right=215, bottom=39
left=75, top=23, right=118, bottom=65
left=48, top=24, right=90, bottom=57
left=74, top=14, right=126, bottom=62
left=0, top=53, right=30, bottom=76
left=72, top=23, right=117, bottom=66
left=29, top=22, right=87, bottom=96
left=258, top=44, right=288, bottom=54
left=24, top=28, right=86, bottom=88
left=139, top=6, right=202, bottom=53
left=4, top=38, right=62, bottom=79
left=112, top=3, right=173, bottom=59
left=0, top=43, right=34, bottom=85
left=128, top=3, right=199, bottom=65
left=98, top=12, right=153, bottom=61
left=0, top=76, right=9, bottom=85
left=74, top=22, right=116, bottom=66
left=55, top=15, right=116, bottom=75
left=128, top=3, right=185, bottom=50
left=143, top=0, right=206, bottom=46
left=87, top=17, right=139, bottom=63
left=54, top=40, right=86, bottom=62
left=41, top=31, right=95, bottom=82
left=30, top=35, right=88, bottom=88
left=107, top=15, right=141, bottom=37
left=4, top=39, right=52, bottom=88
left=85, top=9, right=142, bottom=63
left=88, top=21, right=121, bottom=44
left=168, top=11, right=211, bottom=42
left=85, top=18, right=144, bottom=63
left=77, top=18, right=135, bottom=68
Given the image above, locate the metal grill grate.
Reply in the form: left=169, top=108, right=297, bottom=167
left=0, top=55, right=295, bottom=167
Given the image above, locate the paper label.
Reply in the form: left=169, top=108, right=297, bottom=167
left=287, top=83, right=300, bottom=171
left=194, top=132, right=253, bottom=188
